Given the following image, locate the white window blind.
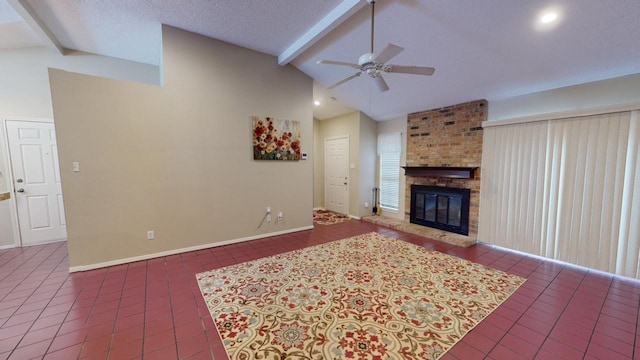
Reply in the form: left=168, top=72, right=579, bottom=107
left=479, top=110, right=640, bottom=278
left=378, top=133, right=402, bottom=210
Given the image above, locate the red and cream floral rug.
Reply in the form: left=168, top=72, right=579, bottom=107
left=197, top=232, right=525, bottom=360
left=313, top=209, right=352, bottom=225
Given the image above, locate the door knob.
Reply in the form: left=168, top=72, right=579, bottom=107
left=343, top=182, right=348, bottom=185
left=16, top=188, right=24, bottom=193
left=16, top=178, right=23, bottom=183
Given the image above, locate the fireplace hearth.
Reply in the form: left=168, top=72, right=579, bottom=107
left=410, top=185, right=470, bottom=236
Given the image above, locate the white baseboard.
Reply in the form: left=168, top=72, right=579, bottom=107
left=0, top=243, right=16, bottom=250
left=22, top=238, right=67, bottom=247
left=68, top=226, right=314, bottom=273
left=0, top=238, right=66, bottom=251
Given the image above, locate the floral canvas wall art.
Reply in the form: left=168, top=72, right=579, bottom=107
left=252, top=116, right=301, bottom=160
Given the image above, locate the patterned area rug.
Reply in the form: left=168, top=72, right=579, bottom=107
left=197, top=232, right=525, bottom=360
left=313, top=209, right=352, bottom=225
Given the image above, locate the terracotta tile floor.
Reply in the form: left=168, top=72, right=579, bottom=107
left=1, top=220, right=639, bottom=359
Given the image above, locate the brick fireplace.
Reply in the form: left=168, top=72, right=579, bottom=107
left=405, top=99, right=486, bottom=246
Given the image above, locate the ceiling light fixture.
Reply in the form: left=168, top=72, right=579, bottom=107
left=540, top=12, right=558, bottom=24
left=535, top=6, right=562, bottom=31
left=314, top=100, right=320, bottom=106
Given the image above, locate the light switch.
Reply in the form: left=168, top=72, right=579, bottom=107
left=72, top=162, right=80, bottom=172
left=350, top=163, right=356, bottom=169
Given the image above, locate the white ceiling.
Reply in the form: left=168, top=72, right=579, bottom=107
left=3, top=0, right=640, bottom=121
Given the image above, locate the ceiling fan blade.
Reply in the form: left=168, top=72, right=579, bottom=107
left=373, top=43, right=404, bottom=64
left=386, top=65, right=436, bottom=76
left=317, top=60, right=360, bottom=68
left=327, top=72, right=361, bottom=89
left=372, top=74, right=389, bottom=92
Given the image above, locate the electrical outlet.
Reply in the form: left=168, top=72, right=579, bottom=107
left=266, top=206, right=271, bottom=214
left=365, top=202, right=369, bottom=208
left=277, top=212, right=283, bottom=221
left=147, top=230, right=154, bottom=240
left=267, top=213, right=272, bottom=222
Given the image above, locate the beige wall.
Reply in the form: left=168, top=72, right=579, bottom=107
left=0, top=47, right=159, bottom=118
left=314, top=111, right=376, bottom=218
left=357, top=112, right=376, bottom=217
left=0, top=47, right=159, bottom=248
left=49, top=26, right=313, bottom=268
left=316, top=111, right=359, bottom=216
left=313, top=118, right=323, bottom=208
left=488, top=73, right=640, bottom=121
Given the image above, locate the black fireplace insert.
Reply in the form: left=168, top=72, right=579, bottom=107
left=410, top=185, right=470, bottom=236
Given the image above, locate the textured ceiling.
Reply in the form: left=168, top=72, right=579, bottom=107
left=24, top=0, right=344, bottom=65
left=293, top=0, right=640, bottom=119
left=3, top=0, right=640, bottom=120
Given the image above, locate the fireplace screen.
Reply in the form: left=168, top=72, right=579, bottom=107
left=410, top=185, right=470, bottom=236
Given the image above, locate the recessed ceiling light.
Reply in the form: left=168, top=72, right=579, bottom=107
left=314, top=100, right=320, bottom=106
left=535, top=7, right=562, bottom=31
left=540, top=12, right=558, bottom=24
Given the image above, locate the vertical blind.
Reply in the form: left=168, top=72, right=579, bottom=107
left=479, top=110, right=640, bottom=278
left=378, top=133, right=402, bottom=210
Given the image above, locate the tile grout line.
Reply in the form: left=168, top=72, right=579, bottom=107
left=479, top=254, right=579, bottom=359
left=582, top=277, right=640, bottom=359
left=4, top=221, right=640, bottom=359
left=8, top=243, right=76, bottom=358
left=183, top=252, right=217, bottom=359
left=0, top=243, right=52, bottom=304
left=102, top=261, right=134, bottom=359
left=138, top=258, right=152, bottom=358
left=164, top=256, right=181, bottom=359
left=580, top=277, right=614, bottom=360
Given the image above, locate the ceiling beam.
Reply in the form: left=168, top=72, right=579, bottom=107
left=278, top=0, right=366, bottom=66
left=6, top=0, right=64, bottom=54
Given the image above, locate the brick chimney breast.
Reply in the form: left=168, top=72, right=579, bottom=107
left=405, top=99, right=487, bottom=245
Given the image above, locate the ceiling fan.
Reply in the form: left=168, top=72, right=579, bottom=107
left=317, top=0, right=435, bottom=92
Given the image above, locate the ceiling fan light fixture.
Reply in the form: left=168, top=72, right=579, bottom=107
left=316, top=0, right=435, bottom=92
left=358, top=53, right=375, bottom=66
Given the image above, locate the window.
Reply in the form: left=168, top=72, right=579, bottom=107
left=378, top=133, right=402, bottom=211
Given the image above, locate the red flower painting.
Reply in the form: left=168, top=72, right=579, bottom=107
left=252, top=116, right=301, bottom=160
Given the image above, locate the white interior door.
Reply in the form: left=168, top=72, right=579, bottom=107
left=325, top=136, right=349, bottom=215
left=6, top=120, right=67, bottom=245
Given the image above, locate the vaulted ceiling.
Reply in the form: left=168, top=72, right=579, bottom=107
left=2, top=0, right=639, bottom=120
